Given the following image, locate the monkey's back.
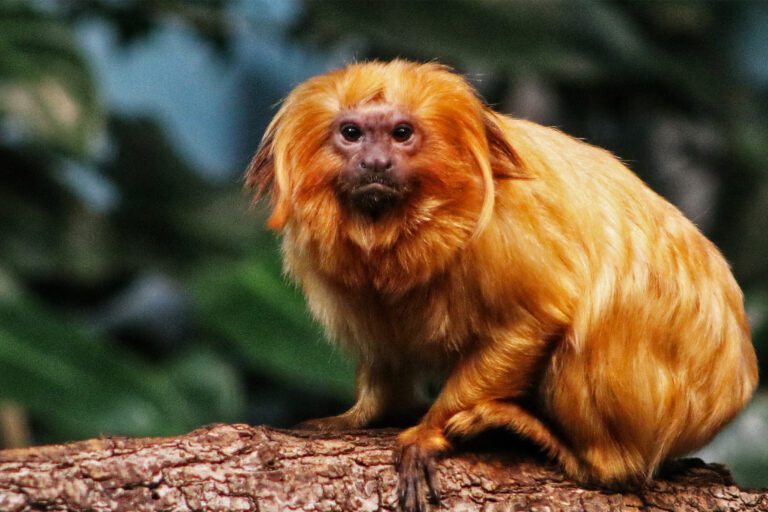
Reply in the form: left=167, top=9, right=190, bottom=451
left=490, top=117, right=758, bottom=483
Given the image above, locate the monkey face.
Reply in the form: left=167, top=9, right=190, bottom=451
left=333, top=103, right=421, bottom=220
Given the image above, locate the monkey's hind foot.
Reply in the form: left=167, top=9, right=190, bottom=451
left=294, top=414, right=362, bottom=431
left=444, top=400, right=584, bottom=479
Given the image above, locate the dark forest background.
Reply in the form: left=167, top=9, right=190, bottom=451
left=1, top=0, right=766, bottom=486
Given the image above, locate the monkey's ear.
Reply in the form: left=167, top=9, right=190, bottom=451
left=245, top=127, right=289, bottom=231
left=484, top=111, right=529, bottom=180
left=245, top=130, right=275, bottom=199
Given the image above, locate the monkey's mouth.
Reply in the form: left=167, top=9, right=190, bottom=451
left=342, top=174, right=403, bottom=220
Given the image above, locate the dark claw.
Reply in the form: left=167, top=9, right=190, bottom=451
left=396, top=444, right=441, bottom=512
left=424, top=456, right=440, bottom=507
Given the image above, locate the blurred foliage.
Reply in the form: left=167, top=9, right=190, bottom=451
left=0, top=1, right=102, bottom=156
left=193, top=257, right=354, bottom=395
left=0, top=296, right=241, bottom=441
left=62, top=0, right=233, bottom=50
left=0, top=0, right=766, bottom=487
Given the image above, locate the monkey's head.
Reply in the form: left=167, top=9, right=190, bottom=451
left=247, top=60, right=522, bottom=289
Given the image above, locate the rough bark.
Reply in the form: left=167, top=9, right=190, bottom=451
left=0, top=423, right=765, bottom=511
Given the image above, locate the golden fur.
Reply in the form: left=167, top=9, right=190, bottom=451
left=247, top=60, right=757, bottom=489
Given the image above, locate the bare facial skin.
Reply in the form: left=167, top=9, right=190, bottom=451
left=333, top=103, right=421, bottom=220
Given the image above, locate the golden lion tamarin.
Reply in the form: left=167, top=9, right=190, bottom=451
left=246, top=60, right=758, bottom=510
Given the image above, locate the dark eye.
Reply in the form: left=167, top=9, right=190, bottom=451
left=340, top=123, right=363, bottom=142
left=392, top=124, right=413, bottom=142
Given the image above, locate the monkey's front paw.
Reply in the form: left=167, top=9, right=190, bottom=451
left=396, top=443, right=441, bottom=512
left=396, top=426, right=449, bottom=512
left=294, top=415, right=360, bottom=431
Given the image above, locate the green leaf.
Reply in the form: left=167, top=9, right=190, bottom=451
left=0, top=295, right=235, bottom=443
left=192, top=254, right=355, bottom=399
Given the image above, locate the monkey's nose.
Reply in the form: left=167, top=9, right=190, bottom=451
left=360, top=156, right=392, bottom=173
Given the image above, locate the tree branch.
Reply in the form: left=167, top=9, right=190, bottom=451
left=0, top=423, right=765, bottom=511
